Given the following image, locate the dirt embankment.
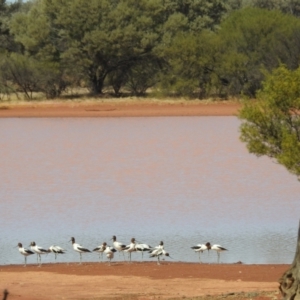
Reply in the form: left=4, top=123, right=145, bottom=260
left=0, top=100, right=241, bottom=118
left=0, top=262, right=287, bottom=300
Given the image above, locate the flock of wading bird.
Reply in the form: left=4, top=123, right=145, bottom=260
left=17, top=236, right=228, bottom=267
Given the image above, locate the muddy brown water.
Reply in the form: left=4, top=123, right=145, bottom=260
left=0, top=117, right=299, bottom=265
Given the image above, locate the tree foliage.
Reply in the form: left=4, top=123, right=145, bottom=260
left=10, top=0, right=165, bottom=94
left=0, top=53, right=66, bottom=99
left=239, top=64, right=300, bottom=177
left=218, top=7, right=300, bottom=96
left=159, top=30, right=223, bottom=98
left=248, top=0, right=300, bottom=17
left=1, top=0, right=300, bottom=99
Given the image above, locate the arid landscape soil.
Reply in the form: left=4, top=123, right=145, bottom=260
left=0, top=100, right=241, bottom=118
left=0, top=262, right=288, bottom=300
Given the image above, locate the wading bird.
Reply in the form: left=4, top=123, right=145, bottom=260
left=104, top=244, right=117, bottom=265
left=206, top=242, right=228, bottom=263
left=112, top=235, right=126, bottom=260
left=93, top=242, right=106, bottom=262
left=17, top=242, right=34, bottom=267
left=135, top=242, right=152, bottom=260
left=30, top=241, right=50, bottom=266
left=124, top=238, right=136, bottom=262
left=49, top=245, right=65, bottom=260
left=70, top=237, right=91, bottom=264
left=191, top=242, right=210, bottom=263
left=149, top=241, right=171, bottom=265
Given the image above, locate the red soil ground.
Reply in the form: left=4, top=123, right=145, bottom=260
left=0, top=262, right=288, bottom=300
left=0, top=101, right=241, bottom=117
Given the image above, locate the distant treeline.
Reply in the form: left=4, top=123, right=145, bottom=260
left=1, top=0, right=300, bottom=100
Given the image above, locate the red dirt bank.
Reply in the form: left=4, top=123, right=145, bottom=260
left=0, top=101, right=241, bottom=117
left=0, top=262, right=287, bottom=300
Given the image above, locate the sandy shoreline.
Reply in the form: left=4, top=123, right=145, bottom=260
left=0, top=101, right=241, bottom=117
left=0, top=262, right=287, bottom=299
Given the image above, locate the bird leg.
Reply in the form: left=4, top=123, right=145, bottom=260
left=157, top=256, right=160, bottom=265
left=38, top=254, right=41, bottom=267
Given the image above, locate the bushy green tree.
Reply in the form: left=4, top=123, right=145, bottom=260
left=159, top=0, right=231, bottom=50
left=239, top=64, right=300, bottom=176
left=159, top=30, right=227, bottom=98
left=163, top=0, right=230, bottom=31
left=248, top=0, right=300, bottom=17
left=239, top=64, right=300, bottom=299
left=0, top=53, right=66, bottom=99
left=0, top=0, right=25, bottom=53
left=218, top=7, right=300, bottom=96
left=10, top=0, right=165, bottom=94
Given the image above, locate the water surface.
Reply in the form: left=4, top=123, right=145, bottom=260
left=0, top=117, right=299, bottom=265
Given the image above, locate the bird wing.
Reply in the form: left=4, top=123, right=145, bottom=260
left=124, top=244, right=131, bottom=251
left=136, top=244, right=151, bottom=251
left=77, top=246, right=91, bottom=252
left=212, top=245, right=227, bottom=251
left=37, top=246, right=49, bottom=253
left=114, top=242, right=126, bottom=249
left=191, top=245, right=201, bottom=250
left=105, top=246, right=117, bottom=254
left=25, top=249, right=34, bottom=255
left=55, top=246, right=65, bottom=252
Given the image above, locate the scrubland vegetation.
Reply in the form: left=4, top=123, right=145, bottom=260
left=0, top=0, right=300, bottom=101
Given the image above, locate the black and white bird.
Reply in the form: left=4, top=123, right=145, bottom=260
left=191, top=242, right=210, bottom=263
left=206, top=242, right=228, bottom=263
left=70, top=237, right=91, bottom=264
left=93, top=242, right=106, bottom=262
left=112, top=235, right=126, bottom=260
left=49, top=245, right=65, bottom=260
left=104, top=244, right=117, bottom=265
left=17, top=242, right=34, bottom=267
left=124, top=238, right=137, bottom=262
left=30, top=241, right=50, bottom=266
left=135, top=242, right=152, bottom=260
left=149, top=241, right=171, bottom=265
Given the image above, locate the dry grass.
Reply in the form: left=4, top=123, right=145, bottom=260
left=0, top=93, right=242, bottom=109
